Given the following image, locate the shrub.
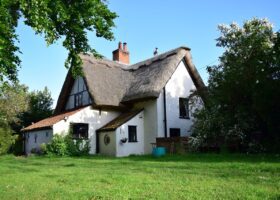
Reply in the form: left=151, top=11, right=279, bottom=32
left=65, top=135, right=90, bottom=156
left=0, top=124, right=17, bottom=155
left=39, top=143, right=47, bottom=155
left=46, top=134, right=90, bottom=156
left=46, top=135, right=68, bottom=156
left=31, top=148, right=37, bottom=154
left=188, top=136, right=203, bottom=152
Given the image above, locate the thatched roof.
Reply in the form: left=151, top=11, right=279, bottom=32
left=97, top=109, right=143, bottom=132
left=22, top=107, right=85, bottom=132
left=54, top=46, right=205, bottom=114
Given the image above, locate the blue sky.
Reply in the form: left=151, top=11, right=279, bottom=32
left=17, top=0, right=280, bottom=107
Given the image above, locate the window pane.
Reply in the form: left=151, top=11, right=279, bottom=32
left=128, top=126, right=137, bottom=142
left=179, top=97, right=189, bottom=118
left=72, top=123, right=89, bottom=139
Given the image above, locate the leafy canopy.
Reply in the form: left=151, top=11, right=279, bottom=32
left=19, top=87, right=53, bottom=129
left=0, top=0, right=117, bottom=81
left=192, top=18, right=280, bottom=152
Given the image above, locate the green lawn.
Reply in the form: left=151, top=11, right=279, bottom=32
left=0, top=154, right=279, bottom=200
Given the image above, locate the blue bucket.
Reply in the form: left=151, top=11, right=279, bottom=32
left=152, top=147, right=166, bottom=157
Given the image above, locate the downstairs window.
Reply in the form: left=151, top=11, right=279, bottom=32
left=72, top=123, right=89, bottom=139
left=128, top=126, right=137, bottom=142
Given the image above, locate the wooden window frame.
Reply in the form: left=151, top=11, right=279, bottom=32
left=179, top=97, right=190, bottom=119
left=74, top=92, right=83, bottom=108
left=128, top=126, right=137, bottom=143
left=71, top=123, right=89, bottom=139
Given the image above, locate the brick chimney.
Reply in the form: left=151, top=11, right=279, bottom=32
left=112, top=42, right=130, bottom=64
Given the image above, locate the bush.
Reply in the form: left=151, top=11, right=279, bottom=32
left=65, top=135, right=90, bottom=156
left=46, top=134, right=90, bottom=156
left=46, top=135, right=68, bottom=156
left=39, top=143, right=47, bottom=155
left=0, top=125, right=17, bottom=155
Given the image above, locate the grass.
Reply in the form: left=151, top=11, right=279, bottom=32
left=0, top=154, right=279, bottom=200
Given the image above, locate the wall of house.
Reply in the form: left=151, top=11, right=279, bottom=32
left=134, top=101, right=158, bottom=154
left=53, top=106, right=120, bottom=154
left=163, top=60, right=197, bottom=137
left=157, top=91, right=165, bottom=138
left=65, top=76, right=92, bottom=110
left=25, top=129, right=53, bottom=154
left=99, top=131, right=116, bottom=156
left=115, top=111, right=144, bottom=157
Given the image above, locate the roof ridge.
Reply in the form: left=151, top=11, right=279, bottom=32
left=126, top=46, right=190, bottom=70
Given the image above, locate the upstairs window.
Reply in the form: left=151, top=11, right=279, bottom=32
left=128, top=126, right=137, bottom=142
left=74, top=93, right=83, bottom=108
left=179, top=97, right=190, bottom=119
left=72, top=123, right=89, bottom=139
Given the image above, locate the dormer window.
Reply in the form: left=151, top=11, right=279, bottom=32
left=65, top=76, right=92, bottom=110
left=74, top=93, right=83, bottom=108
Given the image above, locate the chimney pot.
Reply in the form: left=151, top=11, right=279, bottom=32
left=118, top=41, right=122, bottom=50
left=112, top=42, right=130, bottom=64
left=123, top=42, right=128, bottom=52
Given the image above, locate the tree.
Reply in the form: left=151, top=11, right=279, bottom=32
left=19, top=87, right=53, bottom=129
left=0, top=82, right=29, bottom=154
left=0, top=0, right=117, bottom=81
left=0, top=82, right=29, bottom=125
left=191, top=18, right=280, bottom=153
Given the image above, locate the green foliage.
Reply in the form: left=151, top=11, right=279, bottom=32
left=0, top=82, right=53, bottom=155
left=46, top=134, right=90, bottom=156
left=0, top=82, right=29, bottom=154
left=19, top=87, right=53, bottom=129
left=192, top=18, right=280, bottom=153
left=39, top=143, right=47, bottom=155
left=0, top=122, right=17, bottom=154
left=65, top=135, right=90, bottom=156
left=0, top=82, right=29, bottom=125
left=46, top=135, right=68, bottom=156
left=0, top=0, right=117, bottom=81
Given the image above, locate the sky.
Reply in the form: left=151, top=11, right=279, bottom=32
left=17, top=0, right=280, bottom=107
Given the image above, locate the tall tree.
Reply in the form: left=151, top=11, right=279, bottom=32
left=192, top=18, right=280, bottom=152
left=20, top=87, right=53, bottom=129
left=0, top=0, right=117, bottom=81
left=0, top=82, right=29, bottom=125
left=0, top=82, right=29, bottom=154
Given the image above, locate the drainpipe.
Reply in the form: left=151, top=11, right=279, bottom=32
left=163, top=87, right=167, bottom=138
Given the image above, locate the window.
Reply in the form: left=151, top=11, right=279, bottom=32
left=179, top=97, right=190, bottom=119
left=46, top=132, right=49, bottom=137
left=170, top=128, right=181, bottom=137
left=72, top=123, right=89, bottom=139
left=128, top=126, right=137, bottom=142
left=74, top=93, right=83, bottom=108
left=34, top=134, right=37, bottom=143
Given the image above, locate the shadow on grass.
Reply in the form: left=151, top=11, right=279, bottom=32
left=123, top=153, right=280, bottom=164
left=1, top=153, right=279, bottom=166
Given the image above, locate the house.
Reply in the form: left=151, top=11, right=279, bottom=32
left=22, top=42, right=205, bottom=157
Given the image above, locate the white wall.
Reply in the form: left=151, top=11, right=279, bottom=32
left=25, top=129, right=53, bottom=154
left=134, top=101, right=157, bottom=154
left=99, top=131, right=116, bottom=156
left=115, top=111, right=144, bottom=157
left=53, top=106, right=120, bottom=154
left=164, top=60, right=197, bottom=137
left=157, top=91, right=165, bottom=138
left=65, top=76, right=92, bottom=110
